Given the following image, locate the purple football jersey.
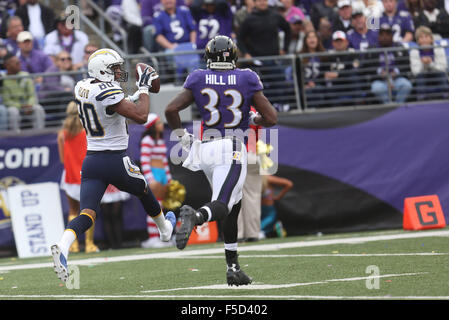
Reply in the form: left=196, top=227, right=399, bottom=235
left=379, top=11, right=414, bottom=43
left=195, top=8, right=233, bottom=49
left=347, top=29, right=379, bottom=51
left=184, top=68, right=263, bottom=137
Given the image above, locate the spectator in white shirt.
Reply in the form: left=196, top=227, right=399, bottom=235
left=15, top=0, right=56, bottom=49
left=43, top=12, right=89, bottom=65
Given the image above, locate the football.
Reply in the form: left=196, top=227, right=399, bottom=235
left=135, top=63, right=160, bottom=93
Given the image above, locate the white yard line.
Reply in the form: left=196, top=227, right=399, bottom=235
left=0, top=294, right=448, bottom=300
left=141, top=272, right=426, bottom=293
left=1, top=229, right=448, bottom=272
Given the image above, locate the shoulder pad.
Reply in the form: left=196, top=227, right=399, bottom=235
left=399, top=10, right=410, bottom=17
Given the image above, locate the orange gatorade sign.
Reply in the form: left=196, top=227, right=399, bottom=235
left=175, top=221, right=219, bottom=245
left=403, top=195, right=446, bottom=230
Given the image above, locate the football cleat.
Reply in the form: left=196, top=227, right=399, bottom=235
left=160, top=211, right=176, bottom=242
left=51, top=244, right=69, bottom=282
left=226, top=264, right=253, bottom=286
left=175, top=205, right=204, bottom=250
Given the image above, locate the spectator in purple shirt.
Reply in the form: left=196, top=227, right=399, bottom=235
left=346, top=10, right=378, bottom=51
left=380, top=0, right=414, bottom=42
left=4, top=15, right=24, bottom=55
left=141, top=0, right=185, bottom=52
left=153, top=0, right=196, bottom=50
left=190, top=0, right=233, bottom=50
left=367, top=24, right=412, bottom=104
left=17, top=31, right=53, bottom=75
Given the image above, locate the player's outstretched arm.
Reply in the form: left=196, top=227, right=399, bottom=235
left=165, top=88, right=195, bottom=132
left=109, top=93, right=150, bottom=124
left=252, top=91, right=278, bottom=127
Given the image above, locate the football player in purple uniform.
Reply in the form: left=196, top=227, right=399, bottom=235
left=165, top=35, right=277, bottom=286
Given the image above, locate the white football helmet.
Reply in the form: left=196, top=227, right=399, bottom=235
left=87, top=48, right=128, bottom=82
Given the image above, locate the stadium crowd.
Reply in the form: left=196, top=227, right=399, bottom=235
left=0, top=0, right=448, bottom=130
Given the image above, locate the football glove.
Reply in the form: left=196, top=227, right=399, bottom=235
left=136, top=67, right=159, bottom=92
left=249, top=110, right=260, bottom=126
left=179, top=128, right=195, bottom=152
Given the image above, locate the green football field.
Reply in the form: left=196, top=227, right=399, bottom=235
left=1, top=228, right=449, bottom=300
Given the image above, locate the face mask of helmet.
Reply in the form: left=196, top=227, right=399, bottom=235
left=107, top=63, right=128, bottom=82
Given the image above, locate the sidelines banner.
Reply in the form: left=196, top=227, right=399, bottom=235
left=8, top=182, right=65, bottom=258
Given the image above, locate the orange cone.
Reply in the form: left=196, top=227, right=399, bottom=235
left=403, top=195, right=446, bottom=230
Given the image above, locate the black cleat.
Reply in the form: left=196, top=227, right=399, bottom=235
left=175, top=205, right=203, bottom=250
left=226, top=264, right=253, bottom=286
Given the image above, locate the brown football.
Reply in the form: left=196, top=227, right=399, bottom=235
left=135, top=63, right=160, bottom=93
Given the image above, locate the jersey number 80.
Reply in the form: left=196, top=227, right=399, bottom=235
left=75, top=100, right=105, bottom=137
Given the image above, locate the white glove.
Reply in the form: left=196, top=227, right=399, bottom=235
left=136, top=66, right=159, bottom=91
left=179, top=128, right=195, bottom=152
left=249, top=110, right=260, bottom=126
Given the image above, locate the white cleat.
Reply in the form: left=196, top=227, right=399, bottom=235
left=160, top=211, right=176, bottom=242
left=51, top=244, right=69, bottom=282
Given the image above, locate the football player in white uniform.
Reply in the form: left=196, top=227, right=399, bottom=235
left=51, top=48, right=176, bottom=282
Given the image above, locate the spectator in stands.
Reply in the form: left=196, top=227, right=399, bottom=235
left=324, top=30, right=362, bottom=106
left=309, top=0, right=338, bottom=30
left=368, top=23, right=412, bottom=104
left=0, top=41, right=7, bottom=71
left=105, top=0, right=123, bottom=43
left=415, top=0, right=449, bottom=40
left=351, top=0, right=383, bottom=21
left=141, top=0, right=185, bottom=52
left=404, top=0, right=423, bottom=22
left=15, top=0, right=55, bottom=49
left=238, top=0, right=291, bottom=58
left=3, top=16, right=24, bottom=55
left=410, top=26, right=449, bottom=100
left=318, top=17, right=333, bottom=49
left=153, top=0, right=196, bottom=51
left=347, top=10, right=378, bottom=50
left=122, top=0, right=143, bottom=54
left=2, top=53, right=45, bottom=131
left=379, top=0, right=415, bottom=43
left=331, top=0, right=353, bottom=33
left=233, top=0, right=254, bottom=35
left=72, top=42, right=99, bottom=80
left=190, top=0, right=234, bottom=50
left=17, top=31, right=53, bottom=74
left=287, top=15, right=314, bottom=53
left=0, top=1, right=12, bottom=39
left=43, top=12, right=89, bottom=65
left=279, top=0, right=305, bottom=23
left=39, top=50, right=75, bottom=115
left=297, top=30, right=328, bottom=108
left=237, top=0, right=291, bottom=108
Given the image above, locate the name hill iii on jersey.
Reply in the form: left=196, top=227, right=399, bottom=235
left=205, top=74, right=237, bottom=86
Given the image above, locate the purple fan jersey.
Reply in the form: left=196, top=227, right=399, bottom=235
left=195, top=8, right=233, bottom=49
left=347, top=29, right=379, bottom=51
left=379, top=11, right=414, bottom=42
left=184, top=68, right=263, bottom=137
left=153, top=6, right=196, bottom=44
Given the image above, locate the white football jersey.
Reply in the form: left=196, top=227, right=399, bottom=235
left=74, top=78, right=127, bottom=151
